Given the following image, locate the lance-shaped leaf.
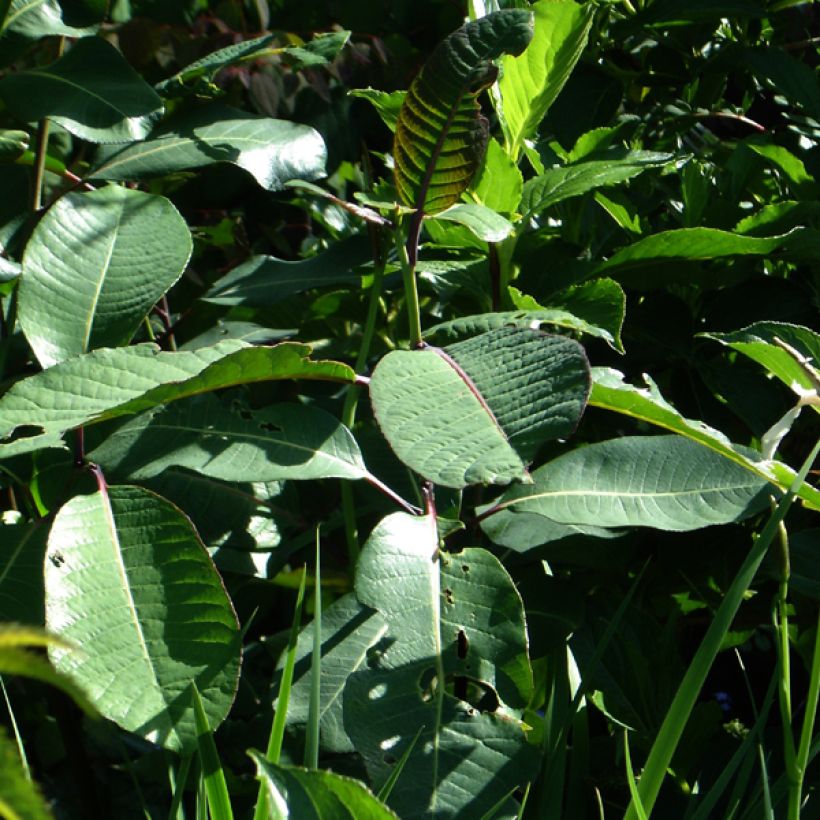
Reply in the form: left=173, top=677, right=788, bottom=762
left=90, top=104, right=327, bottom=192
left=393, top=9, right=532, bottom=215
left=1, top=0, right=95, bottom=40
left=45, top=485, right=241, bottom=753
left=0, top=37, right=163, bottom=143
left=88, top=395, right=369, bottom=483
left=250, top=752, right=399, bottom=819
left=487, top=435, right=770, bottom=531
left=370, top=327, right=590, bottom=488
left=0, top=340, right=355, bottom=456
left=344, top=513, right=537, bottom=819
left=19, top=186, right=192, bottom=368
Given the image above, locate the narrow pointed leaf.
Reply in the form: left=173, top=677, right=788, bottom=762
left=91, top=105, right=326, bottom=191
left=496, top=0, right=593, bottom=158
left=344, top=513, right=537, bottom=819
left=0, top=37, right=163, bottom=143
left=370, top=328, right=589, bottom=488
left=250, top=752, right=399, bottom=819
left=349, top=88, right=405, bottom=133
left=393, top=10, right=532, bottom=214
left=45, top=485, right=241, bottom=753
left=88, top=395, right=369, bottom=482
left=0, top=728, right=52, bottom=820
left=0, top=341, right=355, bottom=456
left=491, top=435, right=770, bottom=531
left=19, top=186, right=192, bottom=368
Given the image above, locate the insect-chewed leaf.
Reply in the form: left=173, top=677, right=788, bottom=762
left=393, top=10, right=533, bottom=215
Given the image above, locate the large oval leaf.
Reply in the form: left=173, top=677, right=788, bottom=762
left=45, top=485, right=241, bottom=752
left=19, top=186, right=192, bottom=368
left=489, top=435, right=770, bottom=531
left=344, top=513, right=536, bottom=819
left=393, top=9, right=532, bottom=215
left=90, top=104, right=327, bottom=191
left=370, top=327, right=590, bottom=488
left=0, top=37, right=163, bottom=143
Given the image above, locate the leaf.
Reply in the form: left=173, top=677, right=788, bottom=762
left=249, top=752, right=399, bottom=819
left=1, top=0, right=94, bottom=40
left=592, top=227, right=811, bottom=276
left=744, top=46, right=820, bottom=120
left=426, top=203, right=514, bottom=242
left=701, top=322, right=820, bottom=409
left=344, top=513, right=537, bottom=819
left=0, top=727, right=53, bottom=820
left=87, top=395, right=369, bottom=482
left=370, top=327, right=590, bottom=488
left=393, top=9, right=532, bottom=214
left=0, top=520, right=48, bottom=624
left=588, top=367, right=820, bottom=511
left=496, top=0, right=593, bottom=159
left=280, top=593, right=388, bottom=754
left=489, top=435, right=770, bottom=531
left=0, top=129, right=28, bottom=160
left=203, top=235, right=370, bottom=307
left=19, top=186, right=192, bottom=368
left=0, top=341, right=355, bottom=455
left=470, top=137, right=523, bottom=215
left=90, top=104, right=327, bottom=191
left=155, top=30, right=350, bottom=96
left=480, top=508, right=618, bottom=551
left=348, top=88, right=406, bottom=133
left=0, top=37, right=163, bottom=143
left=45, top=485, right=241, bottom=753
left=521, top=151, right=672, bottom=219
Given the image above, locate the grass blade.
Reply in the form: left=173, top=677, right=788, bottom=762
left=624, top=730, right=648, bottom=820
left=252, top=566, right=308, bottom=820
left=624, top=439, right=820, bottom=819
left=167, top=753, right=192, bottom=820
left=191, top=683, right=233, bottom=820
left=376, top=725, right=424, bottom=803
left=305, top=528, right=322, bottom=769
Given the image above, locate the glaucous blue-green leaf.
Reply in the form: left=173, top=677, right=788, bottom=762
left=0, top=728, right=52, bottom=820
left=0, top=37, right=163, bottom=143
left=425, top=203, right=513, bottom=242
left=0, top=341, right=355, bottom=456
left=1, top=0, right=95, bottom=40
left=496, top=0, right=593, bottom=159
left=0, top=519, right=48, bottom=623
left=279, top=593, right=387, bottom=754
left=87, top=395, right=369, bottom=482
left=371, top=327, right=589, bottom=488
left=250, top=752, right=399, bottom=820
left=701, top=322, right=820, bottom=411
left=91, top=105, right=326, bottom=191
left=489, top=435, right=770, bottom=531
left=203, top=235, right=369, bottom=306
left=19, top=186, right=191, bottom=368
left=344, top=513, right=537, bottom=819
left=480, top=508, right=618, bottom=551
left=589, top=367, right=820, bottom=511
left=393, top=9, right=532, bottom=214
left=521, top=151, right=672, bottom=219
left=45, top=485, right=241, bottom=753
left=348, top=88, right=406, bottom=133
left=155, top=30, right=350, bottom=96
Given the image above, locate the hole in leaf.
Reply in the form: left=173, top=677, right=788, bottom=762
left=443, top=587, right=454, bottom=605
left=383, top=753, right=397, bottom=766
left=418, top=667, right=438, bottom=703
left=461, top=564, right=470, bottom=574
left=456, top=629, right=468, bottom=660
left=445, top=674, right=500, bottom=714
left=259, top=421, right=282, bottom=432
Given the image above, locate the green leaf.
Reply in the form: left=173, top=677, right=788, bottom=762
left=344, top=513, right=537, bottom=819
left=19, top=186, right=191, bottom=368
left=744, top=46, right=820, bottom=120
left=45, top=485, right=241, bottom=753
left=521, top=151, right=672, bottom=220
left=87, top=395, right=369, bottom=482
left=249, top=751, right=399, bottom=819
left=348, top=88, right=406, bottom=133
left=0, top=37, right=163, bottom=143
left=490, top=435, right=770, bottom=531
left=393, top=9, right=532, bottom=214
left=370, top=327, right=590, bottom=488
left=746, top=142, right=815, bottom=195
left=701, top=322, right=820, bottom=409
left=588, top=367, right=820, bottom=510
left=470, top=137, right=523, bottom=215
left=90, top=104, right=326, bottom=191
left=426, top=202, right=514, bottom=242
left=0, top=341, right=355, bottom=456
left=1, top=0, right=94, bottom=40
left=480, top=509, right=618, bottom=551
left=0, top=726, right=53, bottom=820
left=592, top=227, right=810, bottom=277
left=496, top=0, right=593, bottom=159
left=203, top=235, right=369, bottom=307
left=0, top=520, right=48, bottom=624
left=0, top=129, right=28, bottom=161
left=281, top=593, right=387, bottom=754
left=155, top=30, right=349, bottom=96
left=191, top=684, right=234, bottom=820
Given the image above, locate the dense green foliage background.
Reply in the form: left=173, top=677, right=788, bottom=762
left=0, top=0, right=818, bottom=817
